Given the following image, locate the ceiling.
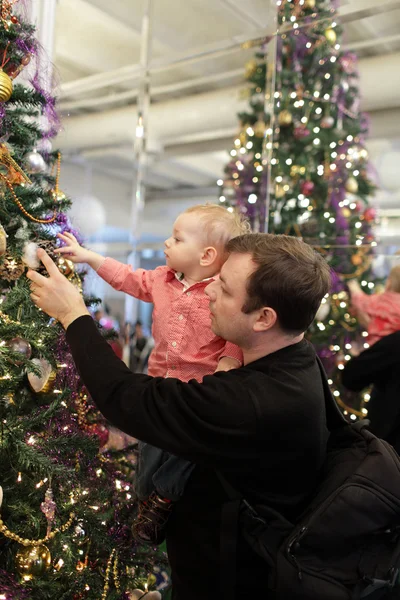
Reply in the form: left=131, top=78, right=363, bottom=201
left=52, top=0, right=400, bottom=214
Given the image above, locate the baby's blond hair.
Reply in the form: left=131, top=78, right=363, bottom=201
left=389, top=265, right=400, bottom=293
left=184, top=203, right=250, bottom=252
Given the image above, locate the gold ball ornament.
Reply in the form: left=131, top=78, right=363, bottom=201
left=27, top=358, right=56, bottom=395
left=50, top=189, right=66, bottom=202
left=290, top=165, right=306, bottom=177
left=324, top=28, right=337, bottom=44
left=351, top=253, right=363, bottom=266
left=342, top=208, right=351, bottom=218
left=254, top=120, right=266, bottom=137
left=56, top=256, right=75, bottom=277
left=278, top=110, right=293, bottom=127
left=16, top=544, right=51, bottom=581
left=275, top=184, right=286, bottom=199
left=245, top=60, right=257, bottom=79
left=238, top=130, right=247, bottom=146
left=304, top=0, right=316, bottom=8
left=345, top=177, right=358, bottom=194
left=0, top=70, right=13, bottom=102
left=129, top=591, right=161, bottom=600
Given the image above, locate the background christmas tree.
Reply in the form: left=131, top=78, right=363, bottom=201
left=220, top=0, right=378, bottom=419
left=0, top=2, right=169, bottom=598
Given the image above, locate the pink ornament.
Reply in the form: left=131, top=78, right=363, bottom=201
left=320, top=116, right=335, bottom=129
left=294, top=126, right=310, bottom=140
left=363, top=207, right=377, bottom=222
left=41, top=488, right=56, bottom=536
left=301, top=180, right=315, bottom=195
left=339, top=52, right=357, bottom=75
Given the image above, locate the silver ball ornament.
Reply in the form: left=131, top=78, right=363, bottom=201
left=6, top=337, right=32, bottom=364
left=24, top=150, right=47, bottom=174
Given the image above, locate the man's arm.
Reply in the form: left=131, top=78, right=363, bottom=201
left=66, top=315, right=255, bottom=468
left=342, top=332, right=400, bottom=391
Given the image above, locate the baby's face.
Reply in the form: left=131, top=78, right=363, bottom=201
left=164, top=213, right=206, bottom=273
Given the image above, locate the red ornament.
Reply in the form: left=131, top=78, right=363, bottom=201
left=87, top=423, right=109, bottom=448
left=301, top=180, right=315, bottom=196
left=294, top=126, right=310, bottom=140
left=10, top=15, right=18, bottom=24
left=363, top=207, right=377, bottom=222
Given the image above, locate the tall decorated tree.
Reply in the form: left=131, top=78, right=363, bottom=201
left=220, top=0, right=377, bottom=418
left=0, top=2, right=169, bottom=598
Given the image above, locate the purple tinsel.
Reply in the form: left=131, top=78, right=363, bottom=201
left=46, top=212, right=84, bottom=246
left=0, top=570, right=30, bottom=599
left=30, top=71, right=60, bottom=138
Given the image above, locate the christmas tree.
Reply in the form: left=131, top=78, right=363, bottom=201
left=0, top=2, right=169, bottom=598
left=220, top=0, right=377, bottom=418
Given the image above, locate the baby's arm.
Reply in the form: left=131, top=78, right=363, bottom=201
left=55, top=232, right=105, bottom=271
left=56, top=233, right=155, bottom=302
left=215, top=342, right=243, bottom=373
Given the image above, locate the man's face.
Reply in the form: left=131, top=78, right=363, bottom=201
left=205, top=253, right=256, bottom=346
left=164, top=213, right=205, bottom=274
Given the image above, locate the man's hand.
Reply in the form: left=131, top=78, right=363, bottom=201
left=27, top=249, right=89, bottom=329
left=55, top=232, right=105, bottom=271
left=214, top=356, right=241, bottom=373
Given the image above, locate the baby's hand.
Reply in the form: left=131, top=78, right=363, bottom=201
left=214, top=356, right=241, bottom=373
left=54, top=232, right=91, bottom=264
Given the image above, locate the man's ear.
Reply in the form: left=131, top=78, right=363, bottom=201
left=253, top=307, right=277, bottom=332
left=200, top=246, right=218, bottom=267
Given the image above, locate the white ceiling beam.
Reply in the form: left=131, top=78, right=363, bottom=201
left=218, top=0, right=265, bottom=28
left=59, top=0, right=400, bottom=99
left=347, top=32, right=400, bottom=52
left=58, top=69, right=244, bottom=112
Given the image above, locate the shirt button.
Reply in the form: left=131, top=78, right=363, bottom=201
left=171, top=341, right=177, bottom=347
left=178, top=314, right=184, bottom=321
left=187, top=292, right=191, bottom=296
left=171, top=366, right=176, bottom=370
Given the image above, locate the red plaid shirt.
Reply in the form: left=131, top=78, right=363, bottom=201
left=352, top=290, right=400, bottom=346
left=97, top=258, right=243, bottom=382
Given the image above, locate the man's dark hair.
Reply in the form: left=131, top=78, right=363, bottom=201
left=226, top=233, right=331, bottom=334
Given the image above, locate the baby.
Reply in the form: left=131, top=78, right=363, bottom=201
left=348, top=265, right=400, bottom=346
left=55, top=203, right=250, bottom=544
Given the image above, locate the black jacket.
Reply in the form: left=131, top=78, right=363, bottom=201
left=66, top=316, right=329, bottom=599
left=342, top=331, right=400, bottom=453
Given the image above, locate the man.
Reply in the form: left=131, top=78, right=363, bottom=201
left=342, top=330, right=400, bottom=454
left=27, top=233, right=331, bottom=600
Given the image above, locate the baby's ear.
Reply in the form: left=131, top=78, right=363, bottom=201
left=200, top=246, right=217, bottom=266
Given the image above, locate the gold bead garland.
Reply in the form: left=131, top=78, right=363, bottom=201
left=0, top=172, right=57, bottom=223
left=0, top=511, right=75, bottom=546
left=50, top=153, right=66, bottom=202
left=113, top=550, right=121, bottom=592
left=101, top=548, right=117, bottom=600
